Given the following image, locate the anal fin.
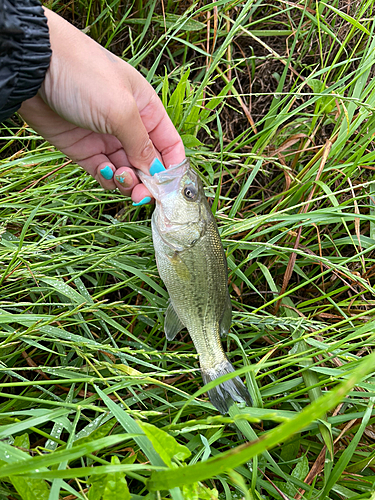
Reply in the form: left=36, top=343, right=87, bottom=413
left=164, top=300, right=185, bottom=341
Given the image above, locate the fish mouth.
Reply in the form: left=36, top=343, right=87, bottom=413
left=137, top=159, right=190, bottom=202
left=154, top=214, right=205, bottom=252
left=158, top=217, right=199, bottom=232
left=156, top=200, right=203, bottom=230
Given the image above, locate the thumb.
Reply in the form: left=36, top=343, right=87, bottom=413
left=111, top=97, right=162, bottom=174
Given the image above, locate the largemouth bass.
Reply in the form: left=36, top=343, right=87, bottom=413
left=139, top=159, right=252, bottom=413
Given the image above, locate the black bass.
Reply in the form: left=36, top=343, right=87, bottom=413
left=138, top=159, right=252, bottom=413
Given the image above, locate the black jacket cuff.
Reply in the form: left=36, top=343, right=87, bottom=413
left=0, top=0, right=52, bottom=122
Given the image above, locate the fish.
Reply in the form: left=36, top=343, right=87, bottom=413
left=138, top=159, right=252, bottom=413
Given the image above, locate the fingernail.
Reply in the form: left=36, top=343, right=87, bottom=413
left=115, top=172, right=132, bottom=187
left=149, top=158, right=166, bottom=176
left=132, top=196, right=151, bottom=206
left=100, top=165, right=114, bottom=180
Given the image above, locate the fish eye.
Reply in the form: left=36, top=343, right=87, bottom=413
left=183, top=186, right=197, bottom=200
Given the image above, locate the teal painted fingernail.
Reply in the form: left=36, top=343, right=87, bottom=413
left=149, top=158, right=166, bottom=176
left=133, top=196, right=151, bottom=206
left=100, top=165, right=113, bottom=180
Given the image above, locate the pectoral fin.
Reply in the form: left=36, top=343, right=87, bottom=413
left=164, top=300, right=185, bottom=341
left=168, top=252, right=191, bottom=281
left=219, top=294, right=232, bottom=337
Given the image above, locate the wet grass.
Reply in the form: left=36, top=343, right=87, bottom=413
left=1, top=0, right=375, bottom=498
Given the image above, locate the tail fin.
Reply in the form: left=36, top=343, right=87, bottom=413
left=201, top=358, right=252, bottom=414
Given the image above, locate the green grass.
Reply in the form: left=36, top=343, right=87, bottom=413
left=2, top=0, right=375, bottom=498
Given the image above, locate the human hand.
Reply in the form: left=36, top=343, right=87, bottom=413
left=19, top=8, right=185, bottom=204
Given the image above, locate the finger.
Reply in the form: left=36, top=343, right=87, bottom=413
left=131, top=182, right=153, bottom=206
left=76, top=155, right=116, bottom=189
left=113, top=166, right=139, bottom=196
left=108, top=147, right=129, bottom=168
left=93, top=161, right=116, bottom=190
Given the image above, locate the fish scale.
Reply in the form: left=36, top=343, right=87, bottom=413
left=154, top=219, right=225, bottom=367
left=139, top=159, right=252, bottom=413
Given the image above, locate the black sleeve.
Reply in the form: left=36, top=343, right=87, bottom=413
left=0, top=0, right=52, bottom=122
